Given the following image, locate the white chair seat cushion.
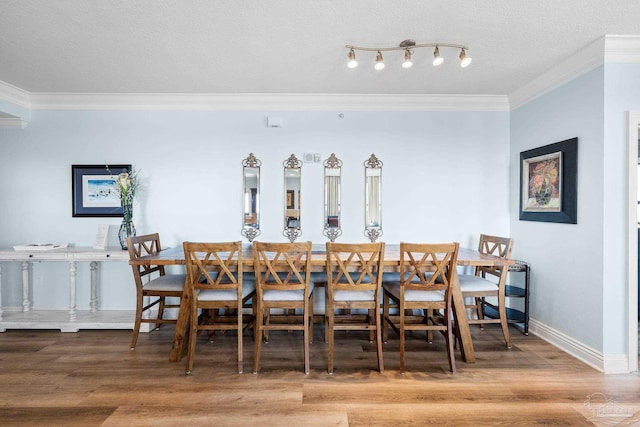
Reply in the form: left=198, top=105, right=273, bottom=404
left=143, top=274, right=187, bottom=292
left=333, top=289, right=375, bottom=301
left=383, top=282, right=445, bottom=302
left=458, top=275, right=499, bottom=292
left=197, top=280, right=256, bottom=301
left=263, top=282, right=315, bottom=301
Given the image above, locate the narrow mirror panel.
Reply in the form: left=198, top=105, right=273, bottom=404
left=283, top=154, right=302, bottom=242
left=364, top=153, right=383, bottom=242
left=242, top=153, right=261, bottom=242
left=323, top=153, right=343, bottom=242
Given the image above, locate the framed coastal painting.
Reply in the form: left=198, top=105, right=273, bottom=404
left=72, top=164, right=130, bottom=217
left=519, top=138, right=577, bottom=224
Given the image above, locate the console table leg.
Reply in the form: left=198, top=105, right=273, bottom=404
left=90, top=261, right=98, bottom=312
left=69, top=261, right=77, bottom=321
left=22, top=261, right=31, bottom=312
left=0, top=263, right=3, bottom=321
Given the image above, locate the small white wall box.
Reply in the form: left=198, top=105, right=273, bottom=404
left=267, top=116, right=283, bottom=128
left=304, top=153, right=314, bottom=163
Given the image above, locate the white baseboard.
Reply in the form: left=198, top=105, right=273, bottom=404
left=529, top=318, right=631, bottom=374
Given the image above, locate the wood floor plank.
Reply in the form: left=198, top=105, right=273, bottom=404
left=0, top=325, right=638, bottom=426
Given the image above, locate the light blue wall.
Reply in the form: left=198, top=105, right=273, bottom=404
left=511, top=63, right=640, bottom=355
left=511, top=67, right=605, bottom=351
left=0, top=108, right=510, bottom=310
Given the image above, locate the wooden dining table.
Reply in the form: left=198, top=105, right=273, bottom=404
left=130, top=243, right=515, bottom=364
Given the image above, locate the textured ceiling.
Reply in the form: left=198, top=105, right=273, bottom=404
left=0, top=0, right=638, bottom=95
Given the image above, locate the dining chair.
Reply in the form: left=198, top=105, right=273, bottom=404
left=459, top=234, right=514, bottom=348
left=183, top=241, right=255, bottom=374
left=382, top=242, right=460, bottom=373
left=252, top=241, right=314, bottom=374
left=325, top=241, right=384, bottom=374
left=127, top=233, right=186, bottom=350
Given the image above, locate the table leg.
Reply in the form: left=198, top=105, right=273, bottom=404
left=22, top=261, right=31, bottom=312
left=451, top=274, right=475, bottom=363
left=90, top=261, right=98, bottom=312
left=69, top=260, right=77, bottom=321
left=169, top=282, right=191, bottom=362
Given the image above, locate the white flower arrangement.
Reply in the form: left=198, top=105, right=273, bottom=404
left=114, top=169, right=139, bottom=206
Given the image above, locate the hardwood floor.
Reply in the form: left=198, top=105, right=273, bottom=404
left=0, top=325, right=639, bottom=426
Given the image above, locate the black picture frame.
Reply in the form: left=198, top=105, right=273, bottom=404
left=519, top=138, right=577, bottom=224
left=72, top=164, right=130, bottom=217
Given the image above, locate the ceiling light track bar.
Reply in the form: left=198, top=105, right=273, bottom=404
left=345, top=39, right=472, bottom=69
left=345, top=42, right=468, bottom=52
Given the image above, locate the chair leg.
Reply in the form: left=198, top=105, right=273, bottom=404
left=156, top=296, right=166, bottom=330
left=375, top=305, right=384, bottom=374
left=399, top=305, right=405, bottom=374
left=253, top=306, right=263, bottom=374
left=206, top=309, right=218, bottom=343
left=368, top=308, right=375, bottom=342
left=426, top=309, right=434, bottom=343
left=264, top=311, right=270, bottom=343
left=474, top=297, right=485, bottom=331
left=382, top=293, right=389, bottom=343
left=304, top=300, right=310, bottom=375
left=237, top=303, right=243, bottom=374
left=130, top=294, right=144, bottom=350
left=309, top=292, right=314, bottom=345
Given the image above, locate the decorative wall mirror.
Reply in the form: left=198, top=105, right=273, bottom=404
left=283, top=154, right=302, bottom=242
left=241, top=153, right=261, bottom=242
left=364, top=153, right=383, bottom=242
left=323, top=153, right=343, bottom=242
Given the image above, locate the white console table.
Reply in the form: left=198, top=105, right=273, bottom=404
left=0, top=247, right=134, bottom=332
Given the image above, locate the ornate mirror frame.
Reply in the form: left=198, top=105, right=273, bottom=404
left=323, top=153, right=343, bottom=242
left=364, top=153, right=383, bottom=242
left=283, top=154, right=302, bottom=242
left=241, top=153, right=261, bottom=242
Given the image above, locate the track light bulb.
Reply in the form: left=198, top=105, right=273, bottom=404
left=459, top=48, right=472, bottom=67
left=402, top=49, right=413, bottom=68
left=347, top=48, right=358, bottom=68
left=374, top=51, right=385, bottom=70
left=432, top=46, right=444, bottom=66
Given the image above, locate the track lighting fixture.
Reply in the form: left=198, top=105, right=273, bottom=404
left=347, top=48, right=358, bottom=68
left=345, top=39, right=471, bottom=70
left=402, top=49, right=413, bottom=68
left=432, top=46, right=444, bottom=66
left=374, top=50, right=385, bottom=70
left=459, top=48, right=472, bottom=67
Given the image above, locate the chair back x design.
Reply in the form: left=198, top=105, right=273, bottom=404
left=127, top=233, right=186, bottom=350
left=460, top=234, right=514, bottom=348
left=382, top=242, right=460, bottom=373
left=325, top=242, right=385, bottom=374
left=253, top=241, right=314, bottom=374
left=183, top=241, right=255, bottom=374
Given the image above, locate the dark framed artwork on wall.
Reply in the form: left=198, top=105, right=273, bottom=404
left=519, top=138, right=577, bottom=224
left=72, top=164, right=130, bottom=217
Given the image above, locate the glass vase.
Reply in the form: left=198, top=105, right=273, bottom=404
left=118, top=203, right=136, bottom=250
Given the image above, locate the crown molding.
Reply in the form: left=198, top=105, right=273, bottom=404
left=605, top=35, right=640, bottom=62
left=0, top=117, right=29, bottom=129
left=0, top=80, right=31, bottom=110
left=510, top=35, right=640, bottom=109
left=26, top=92, right=509, bottom=112
left=509, top=37, right=605, bottom=110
